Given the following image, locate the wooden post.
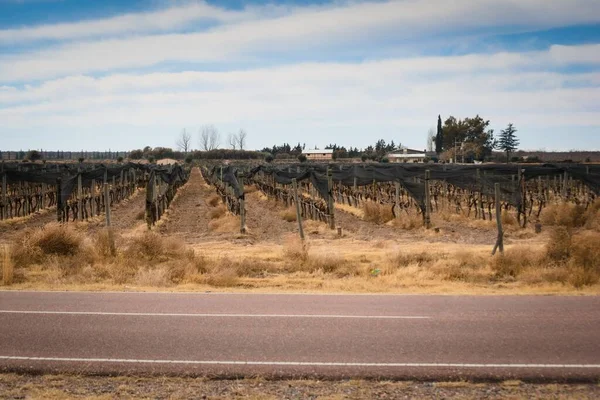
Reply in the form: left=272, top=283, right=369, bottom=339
left=90, top=179, right=96, bottom=216
left=41, top=183, right=46, bottom=210
left=1, top=173, right=6, bottom=220
left=394, top=180, right=400, bottom=218
left=145, top=174, right=154, bottom=229
left=77, top=173, right=82, bottom=220
left=239, top=173, right=247, bottom=234
left=562, top=170, right=568, bottom=198
left=521, top=169, right=527, bottom=228
left=56, top=178, right=62, bottom=223
left=327, top=168, right=335, bottom=230
left=425, top=170, right=431, bottom=229
left=492, top=183, right=504, bottom=255
left=104, top=183, right=111, bottom=227
left=292, top=178, right=305, bottom=240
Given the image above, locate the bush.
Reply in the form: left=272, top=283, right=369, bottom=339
left=280, top=207, right=297, bottom=222
left=265, top=154, right=274, bottom=163
left=297, top=154, right=307, bottom=163
left=546, top=227, right=572, bottom=262
left=363, top=201, right=394, bottom=224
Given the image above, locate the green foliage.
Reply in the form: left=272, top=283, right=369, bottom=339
left=117, top=156, right=124, bottom=163
left=265, top=154, right=274, bottom=163
left=26, top=150, right=42, bottom=161
left=435, top=115, right=443, bottom=154
left=129, top=149, right=144, bottom=160
left=442, top=115, right=496, bottom=161
left=298, top=154, right=307, bottom=163
left=184, top=155, right=193, bottom=164
left=498, top=123, right=520, bottom=163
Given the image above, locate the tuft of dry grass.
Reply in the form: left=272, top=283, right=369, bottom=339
left=491, top=246, right=543, bottom=279
left=546, top=227, right=572, bottom=262
left=208, top=214, right=239, bottom=233
left=392, top=251, right=435, bottom=268
left=363, top=201, right=394, bottom=224
left=207, top=194, right=221, bottom=207
left=125, top=231, right=184, bottom=262
left=11, top=223, right=82, bottom=267
left=2, top=245, right=13, bottom=286
left=209, top=205, right=226, bottom=220
left=279, top=207, right=297, bottom=222
left=541, top=202, right=587, bottom=228
left=282, top=237, right=309, bottom=263
left=390, top=213, right=422, bottom=230
left=204, top=267, right=240, bottom=287
left=94, top=228, right=117, bottom=259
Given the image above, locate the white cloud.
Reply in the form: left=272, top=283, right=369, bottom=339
left=1, top=46, right=599, bottom=150
left=2, top=0, right=600, bottom=81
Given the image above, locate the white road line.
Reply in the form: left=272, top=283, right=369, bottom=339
left=0, top=356, right=598, bottom=369
left=0, top=310, right=429, bottom=319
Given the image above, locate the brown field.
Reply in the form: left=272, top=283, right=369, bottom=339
left=1, top=167, right=599, bottom=295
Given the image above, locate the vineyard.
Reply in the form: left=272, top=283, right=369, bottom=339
left=204, top=163, right=600, bottom=243
left=0, top=161, right=189, bottom=227
left=1, top=160, right=599, bottom=294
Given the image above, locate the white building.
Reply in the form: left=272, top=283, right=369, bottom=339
left=387, top=147, right=427, bottom=163
left=302, top=149, right=334, bottom=161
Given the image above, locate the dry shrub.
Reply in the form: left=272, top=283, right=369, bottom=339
left=305, top=254, right=355, bottom=275
left=432, top=251, right=487, bottom=282
left=11, top=224, right=82, bottom=267
left=208, top=214, right=239, bottom=233
left=209, top=205, right=226, bottom=220
left=282, top=237, right=310, bottom=263
left=490, top=247, right=542, bottom=278
left=207, top=194, right=221, bottom=207
left=134, top=267, right=171, bottom=287
left=279, top=207, right=297, bottom=222
left=583, top=200, right=600, bottom=231
left=501, top=210, right=518, bottom=227
left=390, top=213, right=422, bottom=230
left=541, top=203, right=587, bottom=228
left=2, top=245, right=13, bottom=286
left=546, top=227, right=572, bottom=262
left=125, top=232, right=183, bottom=262
left=204, top=267, right=239, bottom=287
left=94, top=229, right=117, bottom=258
left=568, top=231, right=600, bottom=287
left=392, top=251, right=434, bottom=268
left=135, top=210, right=146, bottom=220
left=219, top=257, right=280, bottom=277
left=363, top=201, right=394, bottom=224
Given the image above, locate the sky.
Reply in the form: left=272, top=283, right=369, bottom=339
left=1, top=0, right=599, bottom=152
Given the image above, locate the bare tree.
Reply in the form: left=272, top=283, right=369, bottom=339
left=236, top=129, right=247, bottom=150
left=199, top=125, right=220, bottom=151
left=227, top=133, right=237, bottom=150
left=176, top=129, right=192, bottom=153
left=426, top=127, right=436, bottom=152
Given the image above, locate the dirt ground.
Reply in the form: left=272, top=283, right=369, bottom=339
left=1, top=373, right=598, bottom=400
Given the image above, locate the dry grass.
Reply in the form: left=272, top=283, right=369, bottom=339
left=279, top=207, right=297, bottom=222
left=208, top=214, right=239, bottom=233
left=2, top=245, right=13, bottom=286
left=390, top=212, right=422, bottom=230
left=540, top=202, right=589, bottom=228
left=207, top=194, right=221, bottom=207
left=282, top=237, right=309, bottom=263
left=363, top=201, right=394, bottom=224
left=208, top=204, right=226, bottom=220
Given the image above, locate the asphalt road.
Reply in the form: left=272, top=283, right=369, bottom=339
left=0, top=291, right=599, bottom=381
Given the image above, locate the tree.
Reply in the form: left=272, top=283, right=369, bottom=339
left=498, top=123, right=519, bottom=163
left=199, top=125, right=220, bottom=151
left=176, top=129, right=192, bottom=153
left=427, top=128, right=436, bottom=152
left=26, top=150, right=42, bottom=161
left=441, top=115, right=496, bottom=161
left=435, top=115, right=444, bottom=153
left=227, top=133, right=237, bottom=150
left=236, top=129, right=247, bottom=150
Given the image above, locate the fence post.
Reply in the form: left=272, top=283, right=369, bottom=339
left=1, top=172, right=6, bottom=220
left=239, top=173, right=247, bottom=234
left=292, top=178, right=305, bottom=241
left=90, top=179, right=96, bottom=216
left=394, top=180, right=400, bottom=218
left=327, top=168, right=335, bottom=230
left=104, top=183, right=111, bottom=227
left=425, top=170, right=431, bottom=229
left=56, top=178, right=62, bottom=223
left=77, top=173, right=82, bottom=220
left=492, top=183, right=504, bottom=255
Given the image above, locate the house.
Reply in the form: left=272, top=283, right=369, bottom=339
left=302, top=149, right=333, bottom=161
left=387, top=147, right=427, bottom=163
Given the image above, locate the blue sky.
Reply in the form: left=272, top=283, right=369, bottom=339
left=1, top=0, right=599, bottom=152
